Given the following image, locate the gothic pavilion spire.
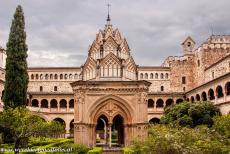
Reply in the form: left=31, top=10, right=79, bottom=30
left=106, top=2, right=111, bottom=25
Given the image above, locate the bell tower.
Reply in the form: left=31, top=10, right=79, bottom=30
left=181, top=36, right=195, bottom=55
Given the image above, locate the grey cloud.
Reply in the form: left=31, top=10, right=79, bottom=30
left=0, top=0, right=230, bottom=67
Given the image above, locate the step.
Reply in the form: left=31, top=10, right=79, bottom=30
left=102, top=147, right=122, bottom=154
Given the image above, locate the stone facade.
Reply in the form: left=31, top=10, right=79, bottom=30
left=0, top=21, right=230, bottom=147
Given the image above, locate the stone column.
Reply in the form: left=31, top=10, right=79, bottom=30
left=108, top=123, right=112, bottom=148
left=65, top=122, right=70, bottom=138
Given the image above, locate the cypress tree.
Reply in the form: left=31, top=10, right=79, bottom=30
left=3, top=5, right=28, bottom=109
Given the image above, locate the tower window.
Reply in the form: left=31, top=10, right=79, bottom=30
left=161, top=86, right=164, bottom=92
left=40, top=86, right=43, bottom=92
left=182, top=76, right=186, bottom=84
left=212, top=71, right=214, bottom=79
left=187, top=42, right=191, bottom=47
left=197, top=60, right=200, bottom=67
left=54, top=86, right=57, bottom=91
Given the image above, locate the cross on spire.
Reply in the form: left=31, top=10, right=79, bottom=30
left=106, top=1, right=111, bottom=24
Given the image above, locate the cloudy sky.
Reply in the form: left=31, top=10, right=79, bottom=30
left=0, top=0, right=230, bottom=67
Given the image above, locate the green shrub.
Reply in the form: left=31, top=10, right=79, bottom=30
left=131, top=124, right=230, bottom=154
left=122, top=147, right=134, bottom=154
left=87, top=147, right=103, bottom=154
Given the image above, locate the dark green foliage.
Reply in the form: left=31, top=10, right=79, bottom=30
left=3, top=5, right=28, bottom=108
left=131, top=123, right=230, bottom=154
left=161, top=101, right=220, bottom=127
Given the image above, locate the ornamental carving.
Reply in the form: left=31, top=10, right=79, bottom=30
left=75, top=91, right=85, bottom=104
left=137, top=92, right=148, bottom=104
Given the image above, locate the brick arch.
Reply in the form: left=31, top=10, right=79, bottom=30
left=216, top=85, right=224, bottom=98
left=88, top=95, right=134, bottom=125
left=201, top=91, right=207, bottom=101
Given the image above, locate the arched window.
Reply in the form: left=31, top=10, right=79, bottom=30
left=31, top=74, right=34, bottom=80
left=147, top=99, right=154, bottom=108
left=60, top=74, right=63, bottom=80
left=54, top=74, right=58, bottom=79
left=41, top=99, right=48, bottom=108
left=50, top=99, right=57, bottom=108
left=54, top=86, right=57, bottom=91
left=145, top=73, right=148, bottom=79
left=196, top=94, right=200, bottom=101
left=176, top=98, right=183, bottom=104
left=165, top=73, right=169, bottom=79
left=225, top=82, right=230, bottom=96
left=60, top=99, right=67, bottom=108
left=74, top=74, right=78, bottom=79
left=45, top=74, right=49, bottom=80
left=140, top=73, right=143, bottom=79
left=156, top=99, right=164, bottom=108
left=208, top=89, right=215, bottom=100
left=191, top=96, right=195, bottom=102
left=216, top=86, right=224, bottom=98
left=166, top=99, right=173, bottom=106
left=36, top=74, right=39, bottom=80
left=201, top=91, right=207, bottom=101
left=31, top=99, right=39, bottom=107
left=69, top=74, right=73, bottom=79
left=40, top=74, right=43, bottom=80
left=69, top=99, right=74, bottom=108
left=150, top=73, right=153, bottom=79
left=155, top=73, right=158, bottom=79
left=50, top=74, right=53, bottom=80
left=160, top=73, right=164, bottom=79
left=161, top=86, right=164, bottom=92
left=64, top=74, right=68, bottom=79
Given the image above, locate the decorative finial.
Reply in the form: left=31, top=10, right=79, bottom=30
left=106, top=1, right=111, bottom=24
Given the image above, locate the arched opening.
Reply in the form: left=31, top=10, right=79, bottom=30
left=50, top=99, right=58, bottom=108
left=69, top=99, right=74, bottom=108
left=225, top=82, right=230, bottom=96
left=53, top=118, right=66, bottom=137
left=96, top=115, right=109, bottom=145
left=160, top=73, right=164, bottom=79
left=140, top=73, right=143, bottom=79
left=208, top=89, right=215, bottom=100
left=201, top=92, right=207, bottom=101
left=166, top=99, right=173, bottom=106
left=161, top=86, right=164, bottom=92
left=54, top=74, right=58, bottom=79
left=147, top=99, right=154, bottom=108
left=41, top=99, right=48, bottom=108
left=176, top=98, right=183, bottom=104
left=155, top=73, right=158, bottom=79
left=196, top=94, right=200, bottom=101
left=216, top=86, right=224, bottom=98
left=150, top=73, right=153, bottom=79
left=156, top=99, right=164, bottom=108
left=31, top=74, right=34, bottom=80
left=191, top=96, right=195, bottom=102
left=69, top=119, right=74, bottom=137
left=112, top=115, right=124, bottom=145
left=60, top=99, right=67, bottom=108
left=145, top=73, right=148, bottom=79
left=31, top=99, right=39, bottom=107
left=149, top=118, right=160, bottom=124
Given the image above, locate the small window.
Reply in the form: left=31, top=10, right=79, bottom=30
left=31, top=74, right=34, bottom=80
left=155, top=73, right=158, bottom=79
left=145, top=73, right=148, bottom=79
left=160, top=73, right=164, bottom=79
left=182, top=76, right=186, bottom=84
left=54, top=86, right=57, bottom=91
left=212, top=72, right=214, bottom=79
left=161, top=86, right=164, bottom=92
left=187, top=42, right=191, bottom=47
left=197, top=60, right=200, bottom=67
left=40, top=86, right=43, bottom=92
left=140, top=73, right=143, bottom=79
left=183, top=87, right=186, bottom=92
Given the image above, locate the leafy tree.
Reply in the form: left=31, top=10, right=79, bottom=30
left=3, top=5, right=28, bottom=108
left=131, top=124, right=230, bottom=154
left=161, top=101, right=220, bottom=127
left=0, top=107, right=64, bottom=153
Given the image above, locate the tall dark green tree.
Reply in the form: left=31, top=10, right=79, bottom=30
left=3, top=5, right=28, bottom=108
